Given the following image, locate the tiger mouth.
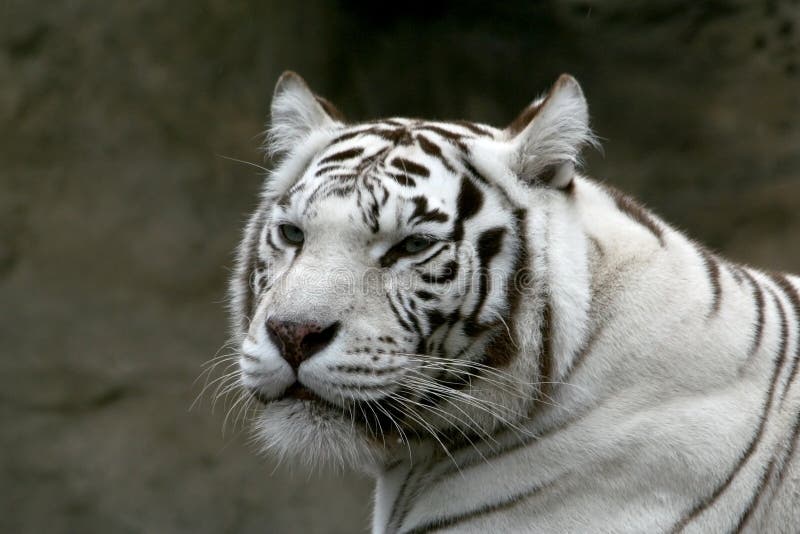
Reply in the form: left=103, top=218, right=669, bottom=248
left=248, top=381, right=405, bottom=439
left=248, top=381, right=323, bottom=405
left=284, top=381, right=316, bottom=400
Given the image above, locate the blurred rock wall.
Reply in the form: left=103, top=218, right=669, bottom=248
left=1, top=1, right=798, bottom=532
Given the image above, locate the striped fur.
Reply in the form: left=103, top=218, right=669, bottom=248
left=228, top=72, right=800, bottom=533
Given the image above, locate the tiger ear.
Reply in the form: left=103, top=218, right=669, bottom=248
left=266, top=71, right=345, bottom=158
left=505, top=74, right=595, bottom=190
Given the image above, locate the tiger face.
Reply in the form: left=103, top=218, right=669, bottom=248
left=230, top=72, right=593, bottom=471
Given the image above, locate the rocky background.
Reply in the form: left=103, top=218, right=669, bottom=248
left=1, top=1, right=798, bottom=532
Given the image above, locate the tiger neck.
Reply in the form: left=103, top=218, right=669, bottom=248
left=530, top=181, right=596, bottom=393
left=522, top=176, right=684, bottom=433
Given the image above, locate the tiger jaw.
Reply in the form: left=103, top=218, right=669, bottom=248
left=242, top=346, right=430, bottom=460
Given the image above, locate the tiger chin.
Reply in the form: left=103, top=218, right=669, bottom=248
left=228, top=71, right=800, bottom=533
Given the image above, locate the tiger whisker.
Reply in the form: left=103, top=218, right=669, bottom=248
left=399, top=353, right=590, bottom=394
left=384, top=390, right=499, bottom=465
left=222, top=388, right=250, bottom=437
left=370, top=398, right=414, bottom=463
left=190, top=362, right=240, bottom=412
left=489, top=310, right=520, bottom=350
left=388, top=389, right=490, bottom=445
left=210, top=366, right=244, bottom=412
left=399, top=373, right=536, bottom=439
left=389, top=382, right=503, bottom=451
left=363, top=400, right=388, bottom=449
left=381, top=393, right=460, bottom=471
left=397, top=378, right=532, bottom=443
left=404, top=364, right=571, bottom=412
left=216, top=153, right=270, bottom=173
left=190, top=352, right=238, bottom=400
left=406, top=363, right=535, bottom=400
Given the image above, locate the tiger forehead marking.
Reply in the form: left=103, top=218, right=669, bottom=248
left=228, top=71, right=800, bottom=533
left=278, top=119, right=506, bottom=238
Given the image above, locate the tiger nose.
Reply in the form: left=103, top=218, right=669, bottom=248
left=266, top=319, right=341, bottom=370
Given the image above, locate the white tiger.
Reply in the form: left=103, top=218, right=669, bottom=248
left=228, top=71, right=800, bottom=533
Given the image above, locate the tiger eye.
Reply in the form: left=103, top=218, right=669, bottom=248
left=279, top=224, right=305, bottom=245
left=403, top=235, right=435, bottom=254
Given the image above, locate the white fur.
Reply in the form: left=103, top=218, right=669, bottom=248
left=230, top=72, right=800, bottom=533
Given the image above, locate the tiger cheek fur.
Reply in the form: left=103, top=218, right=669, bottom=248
left=228, top=71, right=800, bottom=533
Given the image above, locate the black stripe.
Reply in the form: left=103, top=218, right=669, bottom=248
left=729, top=263, right=745, bottom=285
left=408, top=196, right=449, bottom=225
left=733, top=406, right=800, bottom=533
left=741, top=269, right=766, bottom=365
left=415, top=134, right=456, bottom=173
left=420, top=260, right=458, bottom=284
left=538, top=301, right=554, bottom=402
left=332, top=364, right=405, bottom=375
left=391, top=157, right=430, bottom=177
left=699, top=248, right=722, bottom=318
left=318, top=147, right=364, bottom=165
left=414, top=124, right=467, bottom=146
left=373, top=127, right=415, bottom=145
left=387, top=173, right=417, bottom=187
left=381, top=235, right=446, bottom=269
left=604, top=185, right=665, bottom=246
left=561, top=322, right=605, bottom=383
left=771, top=273, right=800, bottom=404
left=483, top=209, right=528, bottom=369
left=399, top=479, right=554, bottom=534
left=461, top=157, right=518, bottom=210
left=669, top=287, right=790, bottom=532
left=398, top=292, right=423, bottom=335
left=314, top=164, right=341, bottom=177
left=732, top=456, right=778, bottom=532
left=329, top=185, right=355, bottom=197
left=241, top=211, right=266, bottom=327
left=387, top=466, right=415, bottom=533
left=301, top=181, right=332, bottom=216
left=364, top=186, right=382, bottom=234
left=425, top=309, right=446, bottom=331
left=353, top=146, right=390, bottom=175
left=389, top=460, right=432, bottom=534
left=451, top=176, right=483, bottom=242
left=264, top=226, right=280, bottom=252
left=413, top=244, right=448, bottom=268
left=415, top=290, right=436, bottom=301
left=463, top=227, right=506, bottom=336
left=451, top=120, right=495, bottom=137
left=329, top=173, right=359, bottom=181
left=732, top=407, right=800, bottom=532
left=387, top=295, right=414, bottom=333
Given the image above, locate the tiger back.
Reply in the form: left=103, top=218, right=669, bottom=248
left=229, top=71, right=800, bottom=533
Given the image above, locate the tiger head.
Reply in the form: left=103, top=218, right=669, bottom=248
left=229, top=72, right=594, bottom=472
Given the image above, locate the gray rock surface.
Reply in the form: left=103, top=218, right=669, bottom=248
left=1, top=1, right=798, bottom=532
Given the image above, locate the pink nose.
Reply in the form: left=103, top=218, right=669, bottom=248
left=266, top=319, right=341, bottom=370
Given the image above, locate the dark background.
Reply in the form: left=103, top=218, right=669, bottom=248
left=1, top=1, right=798, bottom=532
